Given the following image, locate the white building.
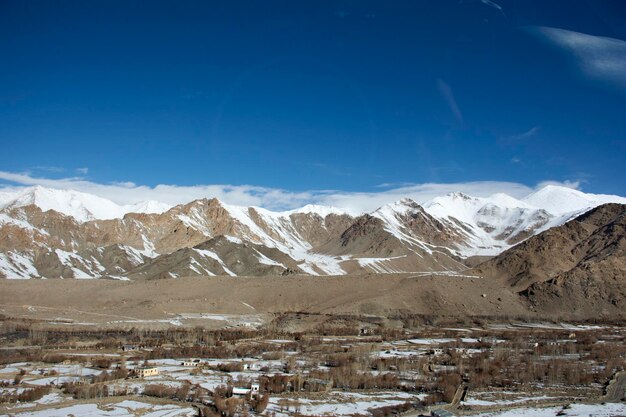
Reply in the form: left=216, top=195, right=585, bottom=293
left=135, top=366, right=159, bottom=378
left=232, top=384, right=260, bottom=397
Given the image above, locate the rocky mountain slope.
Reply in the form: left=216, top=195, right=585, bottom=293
left=0, top=185, right=624, bottom=279
left=474, top=203, right=626, bottom=318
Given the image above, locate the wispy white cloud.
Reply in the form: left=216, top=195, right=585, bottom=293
left=76, top=167, right=89, bottom=175
left=535, top=179, right=581, bottom=190
left=436, top=79, right=463, bottom=123
left=532, top=26, right=626, bottom=90
left=501, top=126, right=540, bottom=143
left=0, top=170, right=584, bottom=213
left=30, top=166, right=66, bottom=173
left=479, top=0, right=504, bottom=15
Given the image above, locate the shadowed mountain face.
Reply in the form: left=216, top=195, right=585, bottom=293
left=127, top=236, right=306, bottom=279
left=474, top=204, right=626, bottom=318
left=1, top=186, right=625, bottom=280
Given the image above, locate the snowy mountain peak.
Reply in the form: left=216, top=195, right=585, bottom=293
left=398, top=197, right=420, bottom=205
left=0, top=186, right=171, bottom=222
left=523, top=185, right=626, bottom=216
left=446, top=192, right=475, bottom=201
left=374, top=198, right=422, bottom=215
left=125, top=200, right=172, bottom=215
left=2, top=186, right=125, bottom=222
left=486, top=193, right=532, bottom=209
left=282, top=204, right=349, bottom=218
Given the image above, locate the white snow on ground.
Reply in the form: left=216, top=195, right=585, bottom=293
left=26, top=375, right=85, bottom=386
left=254, top=249, right=286, bottom=268
left=465, top=402, right=626, bottom=417
left=411, top=271, right=481, bottom=278
left=175, top=313, right=265, bottom=327
left=266, top=391, right=425, bottom=416
left=355, top=256, right=407, bottom=273
left=9, top=400, right=196, bottom=416
left=172, top=372, right=229, bottom=391
left=462, top=395, right=555, bottom=406
left=29, top=364, right=102, bottom=377
left=33, top=392, right=64, bottom=405
left=4, top=393, right=66, bottom=410
left=0, top=363, right=31, bottom=373
left=485, top=322, right=613, bottom=331
left=404, top=337, right=479, bottom=345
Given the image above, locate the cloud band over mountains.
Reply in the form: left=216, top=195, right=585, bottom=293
left=0, top=170, right=581, bottom=213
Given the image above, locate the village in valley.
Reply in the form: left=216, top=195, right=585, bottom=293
left=2, top=1, right=626, bottom=416
left=1, top=313, right=625, bottom=417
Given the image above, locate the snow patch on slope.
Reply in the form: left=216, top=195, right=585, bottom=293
left=193, top=249, right=236, bottom=276
left=356, top=256, right=407, bottom=274
left=0, top=251, right=38, bottom=279
left=54, top=249, right=101, bottom=279
left=222, top=203, right=345, bottom=275
left=372, top=199, right=436, bottom=255
left=254, top=249, right=286, bottom=268
left=423, top=192, right=551, bottom=257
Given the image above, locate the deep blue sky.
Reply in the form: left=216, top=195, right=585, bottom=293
left=1, top=0, right=625, bottom=196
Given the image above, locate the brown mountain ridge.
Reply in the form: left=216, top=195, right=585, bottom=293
left=474, top=203, right=626, bottom=318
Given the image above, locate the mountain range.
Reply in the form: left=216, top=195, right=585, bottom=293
left=1, top=184, right=625, bottom=282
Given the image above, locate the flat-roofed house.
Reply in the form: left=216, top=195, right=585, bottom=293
left=135, top=366, right=159, bottom=378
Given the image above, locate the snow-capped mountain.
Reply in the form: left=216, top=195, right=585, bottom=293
left=422, top=192, right=554, bottom=256
left=0, top=184, right=624, bottom=279
left=124, top=200, right=173, bottom=215
left=522, top=185, right=626, bottom=215
left=0, top=186, right=171, bottom=222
